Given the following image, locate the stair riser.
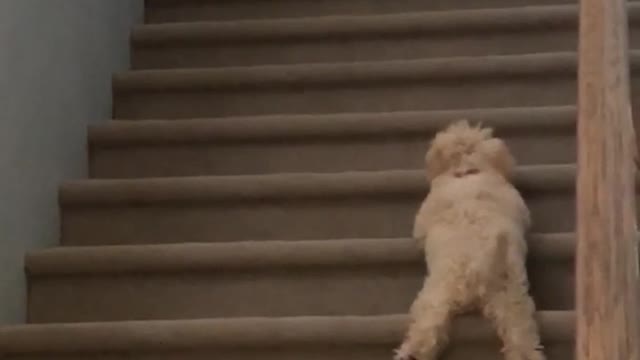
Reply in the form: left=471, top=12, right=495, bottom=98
left=28, top=261, right=571, bottom=323
left=90, top=133, right=574, bottom=178
left=61, top=191, right=579, bottom=245
left=4, top=345, right=573, bottom=360
left=145, top=0, right=573, bottom=22
left=114, top=76, right=579, bottom=119
left=133, top=30, right=584, bottom=69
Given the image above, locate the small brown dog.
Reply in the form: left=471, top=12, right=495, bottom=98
left=394, top=120, right=545, bottom=360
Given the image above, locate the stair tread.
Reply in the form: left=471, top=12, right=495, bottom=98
left=144, top=0, right=578, bottom=23
left=27, top=234, right=573, bottom=275
left=92, top=106, right=575, bottom=145
left=0, top=311, right=573, bottom=354
left=133, top=4, right=600, bottom=45
left=115, top=51, right=593, bottom=91
left=61, top=165, right=578, bottom=206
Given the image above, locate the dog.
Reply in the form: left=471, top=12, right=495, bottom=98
left=394, top=120, right=545, bottom=360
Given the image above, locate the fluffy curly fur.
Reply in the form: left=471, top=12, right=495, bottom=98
left=394, top=120, right=545, bottom=360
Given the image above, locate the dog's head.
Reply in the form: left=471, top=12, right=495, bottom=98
left=425, top=120, right=515, bottom=181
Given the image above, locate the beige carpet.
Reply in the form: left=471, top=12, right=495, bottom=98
left=4, top=0, right=640, bottom=358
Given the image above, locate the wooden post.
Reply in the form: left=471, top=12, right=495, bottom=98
left=576, top=0, right=640, bottom=359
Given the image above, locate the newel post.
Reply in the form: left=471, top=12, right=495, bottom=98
left=575, top=0, right=640, bottom=359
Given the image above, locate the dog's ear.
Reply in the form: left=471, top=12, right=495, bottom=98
left=481, top=138, right=516, bottom=179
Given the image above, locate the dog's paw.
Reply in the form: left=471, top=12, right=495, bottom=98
left=504, top=349, right=546, bottom=360
left=526, top=350, right=546, bottom=360
left=393, top=346, right=417, bottom=360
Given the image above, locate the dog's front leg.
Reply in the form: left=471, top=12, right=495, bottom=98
left=395, top=278, right=454, bottom=360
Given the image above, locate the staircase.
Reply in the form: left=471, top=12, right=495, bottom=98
left=2, top=0, right=639, bottom=359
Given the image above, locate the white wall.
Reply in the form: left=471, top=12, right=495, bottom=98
left=0, top=0, right=143, bottom=324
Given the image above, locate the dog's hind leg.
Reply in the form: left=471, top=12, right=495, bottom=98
left=481, top=268, right=545, bottom=360
left=394, top=277, right=456, bottom=360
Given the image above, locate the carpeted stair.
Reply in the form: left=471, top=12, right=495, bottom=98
left=2, top=0, right=639, bottom=359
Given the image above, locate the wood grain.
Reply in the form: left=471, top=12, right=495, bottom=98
left=576, top=0, right=640, bottom=359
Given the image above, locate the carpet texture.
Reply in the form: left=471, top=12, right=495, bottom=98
left=3, top=0, right=638, bottom=358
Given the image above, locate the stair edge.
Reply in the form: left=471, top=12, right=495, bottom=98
left=114, top=52, right=584, bottom=92
left=26, top=233, right=574, bottom=275
left=0, top=312, right=574, bottom=354
left=91, top=106, right=576, bottom=145
left=59, top=165, right=577, bottom=206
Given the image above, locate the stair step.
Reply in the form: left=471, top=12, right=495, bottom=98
left=1, top=312, right=573, bottom=360
left=114, top=52, right=640, bottom=119
left=133, top=4, right=640, bottom=69
left=60, top=165, right=596, bottom=245
left=145, top=0, right=574, bottom=23
left=91, top=106, right=574, bottom=178
left=27, top=235, right=573, bottom=323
